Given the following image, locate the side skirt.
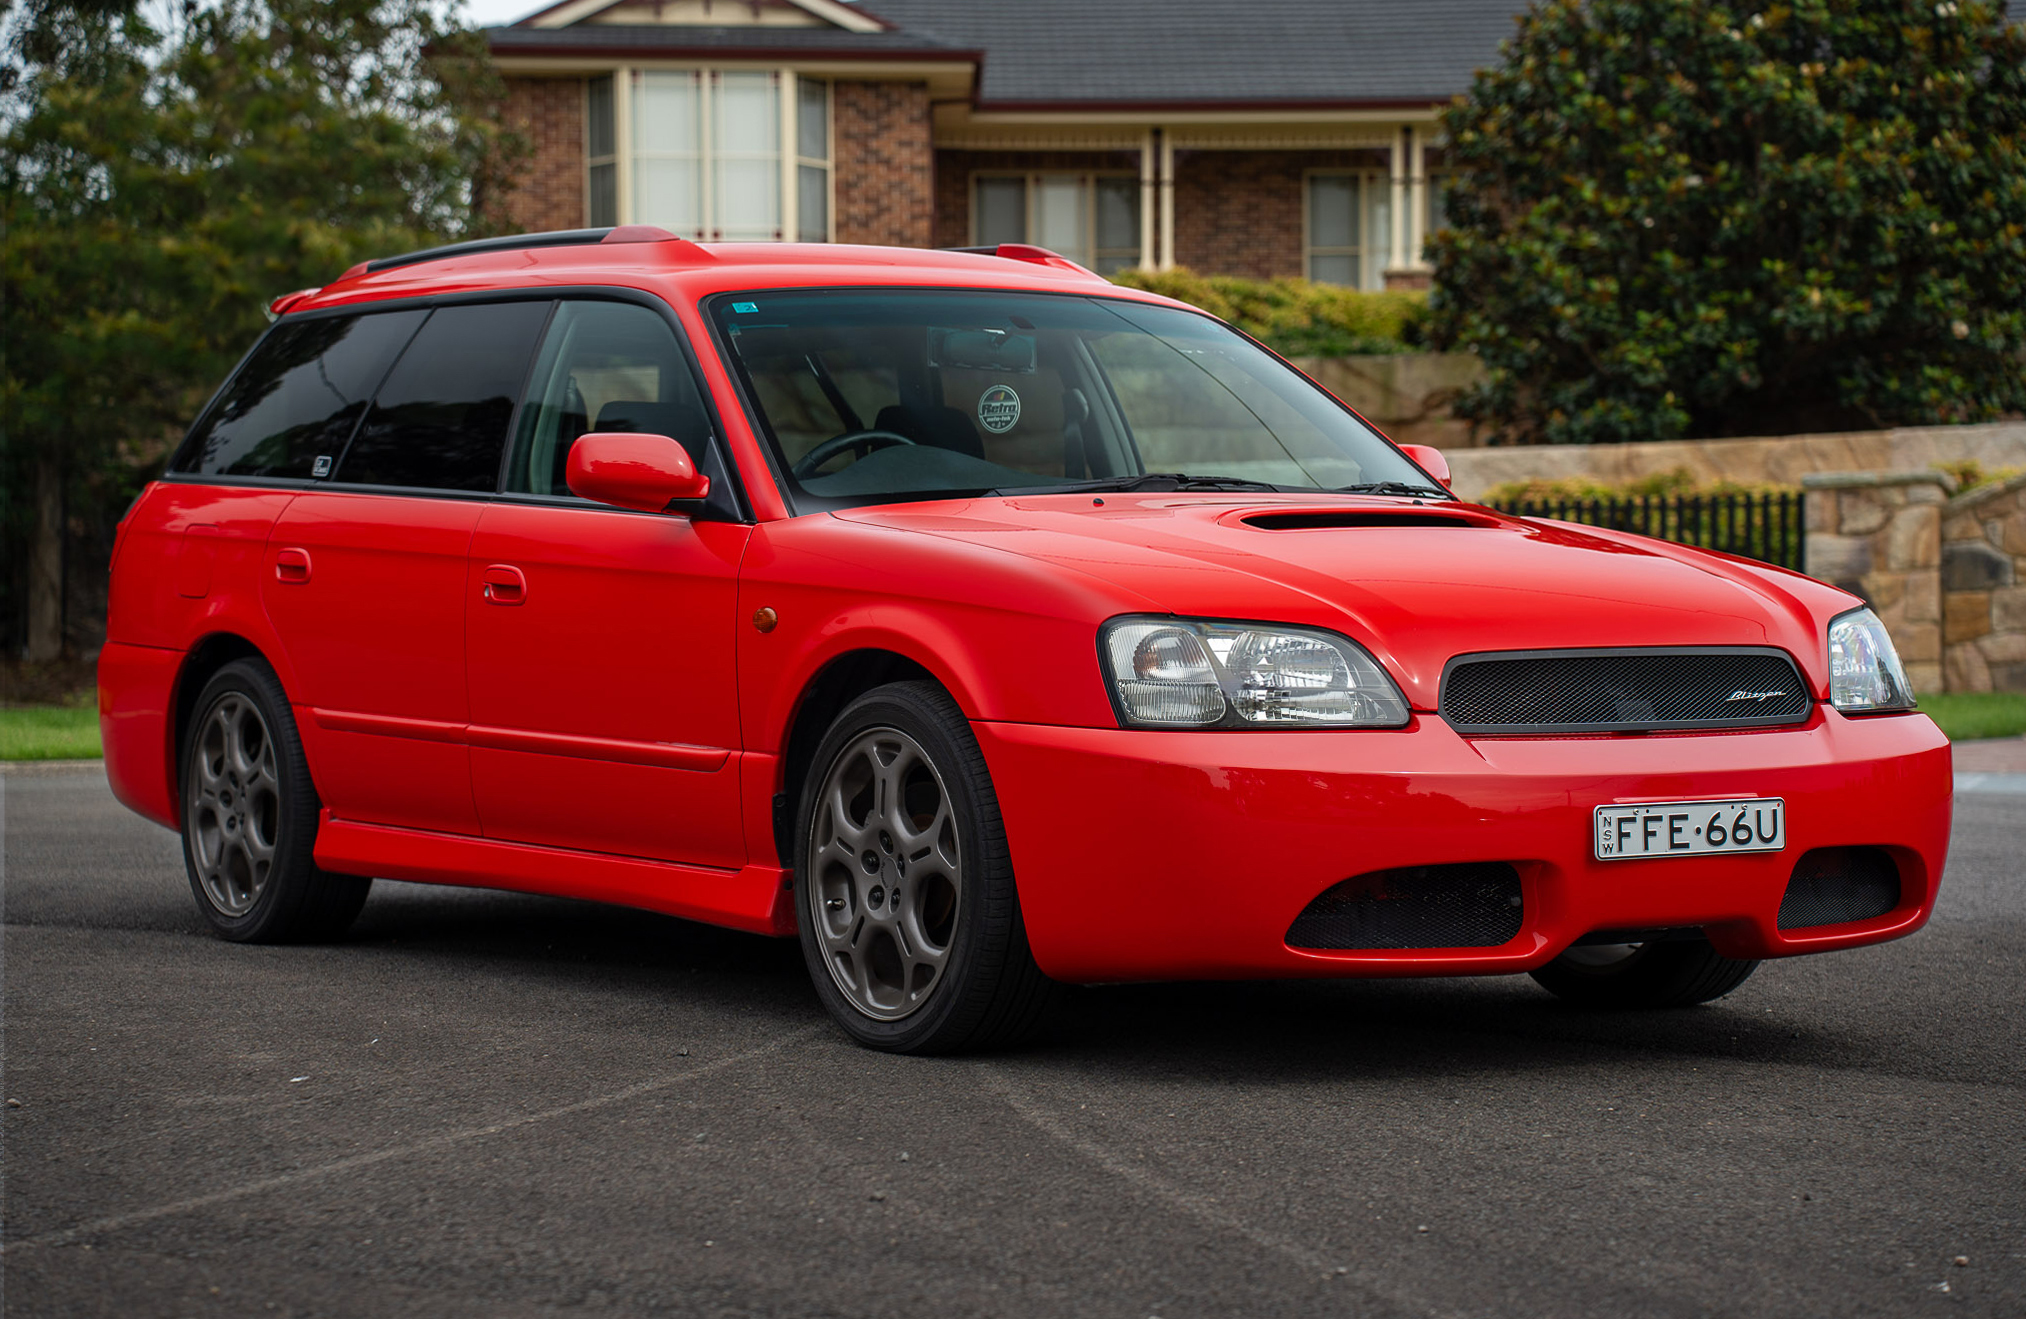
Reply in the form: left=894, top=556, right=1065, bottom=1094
left=313, top=813, right=796, bottom=937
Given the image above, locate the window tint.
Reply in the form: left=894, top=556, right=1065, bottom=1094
left=171, top=311, right=425, bottom=479
left=507, top=300, right=724, bottom=499
left=334, top=301, right=551, bottom=492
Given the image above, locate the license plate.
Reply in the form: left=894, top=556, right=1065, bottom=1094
left=1594, top=798, right=1785, bottom=861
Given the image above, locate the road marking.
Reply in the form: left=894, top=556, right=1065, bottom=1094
left=2, top=1021, right=826, bottom=1253
left=1955, top=773, right=2026, bottom=795
left=980, top=1066, right=1468, bottom=1319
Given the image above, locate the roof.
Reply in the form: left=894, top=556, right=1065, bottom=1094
left=484, top=0, right=1523, bottom=107
left=859, top=0, right=1523, bottom=107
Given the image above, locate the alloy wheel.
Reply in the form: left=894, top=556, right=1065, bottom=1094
left=188, top=693, right=282, bottom=916
left=806, top=726, right=962, bottom=1021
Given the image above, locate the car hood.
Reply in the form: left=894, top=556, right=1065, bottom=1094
left=833, top=493, right=1841, bottom=708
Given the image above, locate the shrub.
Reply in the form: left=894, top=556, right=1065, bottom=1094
left=1429, top=0, right=2026, bottom=445
left=1933, top=458, right=2026, bottom=493
left=1109, top=268, right=1428, bottom=357
left=1479, top=467, right=1796, bottom=504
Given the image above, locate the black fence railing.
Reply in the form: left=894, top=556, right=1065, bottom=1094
left=1482, top=491, right=1807, bottom=572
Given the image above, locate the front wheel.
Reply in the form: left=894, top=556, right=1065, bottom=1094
left=793, top=681, right=1057, bottom=1053
left=1529, top=936, right=1758, bottom=1008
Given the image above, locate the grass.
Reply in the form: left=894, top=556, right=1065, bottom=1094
left=0, top=704, right=102, bottom=761
left=1917, top=692, right=2026, bottom=743
left=1, top=691, right=2019, bottom=761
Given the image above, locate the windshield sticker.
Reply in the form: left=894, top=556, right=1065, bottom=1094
left=978, top=384, right=1022, bottom=434
left=731, top=301, right=759, bottom=313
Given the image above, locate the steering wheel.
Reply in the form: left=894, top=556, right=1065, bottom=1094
left=792, top=429, right=916, bottom=479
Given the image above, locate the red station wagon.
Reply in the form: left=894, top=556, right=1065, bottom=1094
left=100, top=226, right=1953, bottom=1052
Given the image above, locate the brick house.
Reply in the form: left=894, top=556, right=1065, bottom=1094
left=489, top=0, right=1517, bottom=289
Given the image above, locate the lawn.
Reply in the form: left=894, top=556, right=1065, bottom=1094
left=1, top=692, right=2022, bottom=762
left=0, top=704, right=102, bottom=761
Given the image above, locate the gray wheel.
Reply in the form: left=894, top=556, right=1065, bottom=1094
left=181, top=659, right=369, bottom=942
left=807, top=725, right=962, bottom=1021
left=794, top=681, right=1058, bottom=1052
left=1530, top=936, right=1758, bottom=1008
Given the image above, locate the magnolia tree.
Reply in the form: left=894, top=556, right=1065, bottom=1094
left=1428, top=0, right=2026, bottom=445
left=1, top=0, right=522, bottom=660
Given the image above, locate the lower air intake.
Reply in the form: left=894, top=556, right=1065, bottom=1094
left=1286, top=863, right=1523, bottom=950
left=1777, top=847, right=1901, bottom=930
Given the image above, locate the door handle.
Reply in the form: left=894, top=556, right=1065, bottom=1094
left=481, top=564, right=527, bottom=606
left=274, top=547, right=312, bottom=584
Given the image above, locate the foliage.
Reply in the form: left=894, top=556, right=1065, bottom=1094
left=1479, top=466, right=1797, bottom=503
left=0, top=703, right=102, bottom=761
left=1916, top=692, right=2026, bottom=741
left=1428, top=0, right=2026, bottom=445
left=1932, top=458, right=2026, bottom=494
left=0, top=0, right=523, bottom=654
left=1109, top=267, right=1428, bottom=357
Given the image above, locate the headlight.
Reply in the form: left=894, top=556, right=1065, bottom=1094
left=1827, top=607, right=1915, bottom=713
left=1099, top=616, right=1410, bottom=729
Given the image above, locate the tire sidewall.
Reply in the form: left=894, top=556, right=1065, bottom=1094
left=181, top=660, right=320, bottom=941
left=793, top=684, right=1007, bottom=1052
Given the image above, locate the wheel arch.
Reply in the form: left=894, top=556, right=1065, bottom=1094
left=771, top=648, right=941, bottom=867
left=170, top=632, right=272, bottom=805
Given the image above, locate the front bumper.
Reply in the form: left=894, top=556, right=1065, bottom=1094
left=974, top=707, right=1952, bottom=983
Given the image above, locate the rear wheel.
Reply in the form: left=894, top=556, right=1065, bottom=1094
left=181, top=659, right=369, bottom=942
left=1529, top=937, right=1758, bottom=1008
left=794, top=681, right=1057, bottom=1053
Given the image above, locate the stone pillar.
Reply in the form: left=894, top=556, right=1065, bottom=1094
left=1941, top=473, right=2026, bottom=692
left=1802, top=470, right=1950, bottom=693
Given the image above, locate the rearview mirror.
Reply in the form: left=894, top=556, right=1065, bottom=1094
left=566, top=432, right=710, bottom=513
left=1399, top=443, right=1451, bottom=489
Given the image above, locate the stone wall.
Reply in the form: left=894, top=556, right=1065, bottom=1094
left=1941, top=473, right=2026, bottom=692
left=1440, top=421, right=2026, bottom=504
left=1801, top=472, right=1949, bottom=693
left=501, top=77, right=587, bottom=234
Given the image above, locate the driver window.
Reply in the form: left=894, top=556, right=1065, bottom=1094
left=507, top=300, right=722, bottom=498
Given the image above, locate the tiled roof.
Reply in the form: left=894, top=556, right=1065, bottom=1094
left=861, top=0, right=1522, bottom=106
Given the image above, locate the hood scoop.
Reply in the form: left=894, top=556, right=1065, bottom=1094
left=1242, top=510, right=1492, bottom=531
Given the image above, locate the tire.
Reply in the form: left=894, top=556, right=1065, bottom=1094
left=1529, top=936, right=1758, bottom=1009
left=793, top=680, right=1058, bottom=1053
left=180, top=658, right=369, bottom=942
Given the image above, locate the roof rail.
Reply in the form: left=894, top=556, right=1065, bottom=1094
left=352, top=225, right=687, bottom=277
left=940, top=243, right=1099, bottom=276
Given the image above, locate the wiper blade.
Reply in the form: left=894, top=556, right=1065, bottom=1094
left=989, top=472, right=1288, bottom=496
left=1332, top=480, right=1450, bottom=498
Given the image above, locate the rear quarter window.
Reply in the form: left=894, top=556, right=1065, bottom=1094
left=170, top=310, right=426, bottom=479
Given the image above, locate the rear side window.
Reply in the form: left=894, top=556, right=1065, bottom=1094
left=171, top=311, right=425, bottom=479
left=333, top=301, right=551, bottom=492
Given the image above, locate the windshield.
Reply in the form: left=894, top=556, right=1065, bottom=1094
left=709, top=289, right=1437, bottom=508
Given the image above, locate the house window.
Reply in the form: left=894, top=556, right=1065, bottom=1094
left=972, top=173, right=1141, bottom=273
left=1306, top=172, right=1391, bottom=290
left=796, top=77, right=831, bottom=242
left=587, top=75, right=617, bottom=227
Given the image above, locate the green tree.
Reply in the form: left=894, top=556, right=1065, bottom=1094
left=1428, top=0, right=2026, bottom=445
left=1, top=0, right=522, bottom=660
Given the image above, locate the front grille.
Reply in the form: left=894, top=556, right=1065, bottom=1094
left=1778, top=847, right=1901, bottom=929
left=1286, top=863, right=1523, bottom=950
left=1441, top=647, right=1811, bottom=735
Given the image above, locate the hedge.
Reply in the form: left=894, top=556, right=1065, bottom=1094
left=1108, top=268, right=1427, bottom=357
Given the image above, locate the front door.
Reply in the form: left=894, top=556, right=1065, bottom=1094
left=463, top=298, right=750, bottom=867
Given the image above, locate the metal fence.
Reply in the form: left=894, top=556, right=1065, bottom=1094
left=1481, top=491, right=1807, bottom=572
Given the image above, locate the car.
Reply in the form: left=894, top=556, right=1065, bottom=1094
left=99, top=225, right=1953, bottom=1053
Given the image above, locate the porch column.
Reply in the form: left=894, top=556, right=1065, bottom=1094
left=1139, top=128, right=1157, bottom=270
left=1387, top=124, right=1406, bottom=273
left=614, top=65, right=634, bottom=226
left=1407, top=126, right=1427, bottom=270
left=1158, top=130, right=1176, bottom=270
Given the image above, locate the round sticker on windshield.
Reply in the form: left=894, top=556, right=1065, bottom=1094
left=977, top=384, right=1022, bottom=434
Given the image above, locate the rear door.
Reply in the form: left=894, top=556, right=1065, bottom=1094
left=261, top=298, right=551, bottom=834
left=463, top=297, right=750, bottom=867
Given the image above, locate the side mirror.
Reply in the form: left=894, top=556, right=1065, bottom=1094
left=1399, top=443, right=1451, bottom=489
left=566, top=432, right=710, bottom=513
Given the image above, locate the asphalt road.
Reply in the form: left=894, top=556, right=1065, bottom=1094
left=4, top=765, right=2022, bottom=1318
